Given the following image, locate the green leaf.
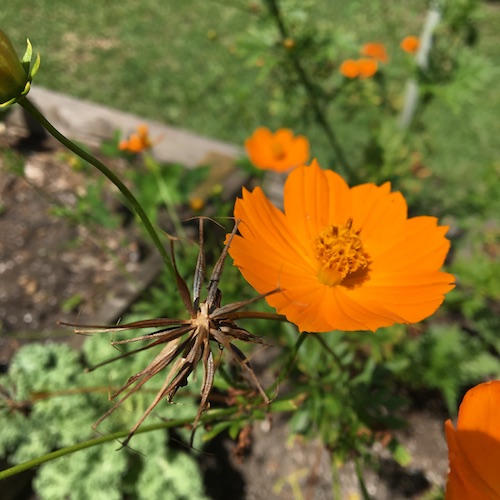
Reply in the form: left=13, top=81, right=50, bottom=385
left=388, top=438, right=412, bottom=468
left=202, top=421, right=233, bottom=442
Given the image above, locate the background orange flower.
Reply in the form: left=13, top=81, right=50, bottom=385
left=119, top=124, right=155, bottom=153
left=339, top=59, right=359, bottom=79
left=445, top=381, right=500, bottom=499
left=360, top=42, right=389, bottom=63
left=357, top=58, right=378, bottom=79
left=244, top=127, right=310, bottom=172
left=340, top=59, right=378, bottom=80
left=229, top=161, right=454, bottom=332
left=401, top=36, right=420, bottom=54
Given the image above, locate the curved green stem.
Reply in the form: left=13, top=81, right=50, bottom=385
left=259, top=328, right=309, bottom=410
left=280, top=329, right=309, bottom=382
left=148, top=156, right=186, bottom=239
left=264, top=0, right=353, bottom=180
left=18, top=97, right=174, bottom=278
left=0, top=407, right=236, bottom=481
left=354, top=456, right=371, bottom=500
left=312, top=333, right=344, bottom=369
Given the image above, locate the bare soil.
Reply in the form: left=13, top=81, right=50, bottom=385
left=0, top=123, right=162, bottom=363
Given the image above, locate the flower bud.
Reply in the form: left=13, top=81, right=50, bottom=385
left=0, top=30, right=40, bottom=107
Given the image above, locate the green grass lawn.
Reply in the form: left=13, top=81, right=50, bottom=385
left=1, top=0, right=262, bottom=139
left=1, top=1, right=498, bottom=190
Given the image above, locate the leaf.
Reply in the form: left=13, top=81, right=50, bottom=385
left=388, top=438, right=412, bottom=468
left=202, top=421, right=233, bottom=442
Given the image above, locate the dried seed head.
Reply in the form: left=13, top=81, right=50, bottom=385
left=62, top=220, right=284, bottom=447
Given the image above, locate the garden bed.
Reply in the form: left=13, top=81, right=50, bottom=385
left=0, top=90, right=450, bottom=500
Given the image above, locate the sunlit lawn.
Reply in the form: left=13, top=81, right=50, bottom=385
left=2, top=1, right=498, bottom=176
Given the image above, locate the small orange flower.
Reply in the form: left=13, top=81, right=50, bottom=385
left=357, top=58, right=378, bottom=79
left=360, top=42, right=389, bottom=64
left=119, top=124, right=156, bottom=153
left=190, top=196, right=205, bottom=212
left=244, top=127, right=310, bottom=173
left=228, top=161, right=454, bottom=332
left=445, top=381, right=500, bottom=499
left=339, top=59, right=359, bottom=79
left=401, top=36, right=420, bottom=54
left=340, top=59, right=377, bottom=79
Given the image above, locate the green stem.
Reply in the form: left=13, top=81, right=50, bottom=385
left=282, top=329, right=308, bottom=380
left=0, top=407, right=236, bottom=481
left=263, top=328, right=309, bottom=410
left=354, top=456, right=371, bottom=500
left=313, top=334, right=344, bottom=369
left=18, top=97, right=174, bottom=278
left=149, top=159, right=185, bottom=239
left=331, top=460, right=342, bottom=500
left=264, top=0, right=353, bottom=180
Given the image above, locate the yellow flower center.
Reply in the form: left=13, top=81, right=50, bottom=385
left=314, top=218, right=369, bottom=286
left=271, top=141, right=286, bottom=160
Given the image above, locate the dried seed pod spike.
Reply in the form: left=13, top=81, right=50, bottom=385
left=170, top=239, right=195, bottom=318
left=193, top=218, right=206, bottom=311
left=207, top=220, right=240, bottom=308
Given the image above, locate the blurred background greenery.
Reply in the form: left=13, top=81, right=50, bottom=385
left=1, top=0, right=498, bottom=172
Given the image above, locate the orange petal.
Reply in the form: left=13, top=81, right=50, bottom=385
left=328, top=286, right=405, bottom=331
left=287, top=135, right=310, bottom=167
left=445, top=382, right=500, bottom=499
left=231, top=186, right=315, bottom=296
left=244, top=127, right=309, bottom=172
left=245, top=127, right=274, bottom=168
left=369, top=218, right=451, bottom=272
left=360, top=42, right=389, bottom=63
left=445, top=420, right=496, bottom=500
left=454, top=382, right=500, bottom=494
left=346, top=274, right=454, bottom=326
left=274, top=128, right=295, bottom=146
left=284, top=160, right=351, bottom=250
left=357, top=58, right=378, bottom=79
left=401, top=36, right=420, bottom=54
left=340, top=59, right=359, bottom=78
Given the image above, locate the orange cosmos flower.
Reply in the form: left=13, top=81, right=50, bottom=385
left=401, top=36, right=420, bottom=54
left=119, top=124, right=156, bottom=153
left=340, top=59, right=378, bottom=79
left=244, top=127, right=310, bottom=173
left=360, top=42, right=389, bottom=64
left=339, top=59, right=360, bottom=79
left=228, top=160, right=454, bottom=332
left=357, top=58, right=378, bottom=79
left=445, top=381, right=500, bottom=500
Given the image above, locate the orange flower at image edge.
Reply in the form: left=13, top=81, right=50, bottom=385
left=445, top=381, right=500, bottom=499
left=228, top=161, right=454, bottom=332
left=245, top=127, right=310, bottom=173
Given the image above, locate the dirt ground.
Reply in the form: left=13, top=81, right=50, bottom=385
left=0, top=118, right=167, bottom=342
left=0, top=117, right=449, bottom=500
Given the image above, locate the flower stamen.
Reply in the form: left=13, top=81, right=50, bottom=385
left=271, top=141, right=286, bottom=160
left=314, top=218, right=369, bottom=287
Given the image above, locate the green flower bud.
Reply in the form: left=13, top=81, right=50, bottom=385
left=0, top=30, right=40, bottom=107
